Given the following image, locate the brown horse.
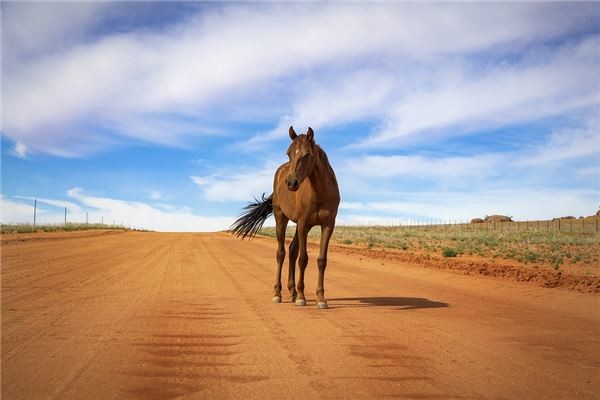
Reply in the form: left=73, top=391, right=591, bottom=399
left=231, top=126, right=340, bottom=309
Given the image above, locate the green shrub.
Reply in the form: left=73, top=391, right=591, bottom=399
left=551, top=255, right=564, bottom=270
left=520, top=250, right=540, bottom=264
left=442, top=247, right=459, bottom=257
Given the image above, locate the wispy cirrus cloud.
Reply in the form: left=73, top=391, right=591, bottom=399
left=353, top=36, right=600, bottom=149
left=342, top=120, right=599, bottom=181
left=342, top=154, right=502, bottom=180
left=3, top=3, right=599, bottom=156
left=515, top=119, right=600, bottom=167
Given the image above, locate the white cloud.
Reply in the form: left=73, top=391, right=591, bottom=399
left=13, top=195, right=83, bottom=213
left=339, top=202, right=364, bottom=210
left=0, top=197, right=67, bottom=225
left=245, top=70, right=394, bottom=148
left=1, top=2, right=108, bottom=67
left=3, top=3, right=599, bottom=156
left=2, top=191, right=233, bottom=231
left=341, top=119, right=600, bottom=184
left=65, top=188, right=232, bottom=231
left=340, top=189, right=598, bottom=222
left=1, top=197, right=35, bottom=224
left=517, top=120, right=600, bottom=167
left=356, top=36, right=600, bottom=149
left=191, top=162, right=278, bottom=202
left=342, top=153, right=501, bottom=180
left=146, top=190, right=164, bottom=201
left=190, top=176, right=213, bottom=187
left=13, top=142, right=27, bottom=158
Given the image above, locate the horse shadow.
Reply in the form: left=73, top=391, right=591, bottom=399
left=328, top=297, right=449, bottom=311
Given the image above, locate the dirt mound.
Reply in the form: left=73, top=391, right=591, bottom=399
left=470, top=218, right=484, bottom=223
left=484, top=215, right=513, bottom=222
left=553, top=216, right=576, bottom=221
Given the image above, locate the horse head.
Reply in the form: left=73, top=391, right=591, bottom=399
left=286, top=126, right=316, bottom=191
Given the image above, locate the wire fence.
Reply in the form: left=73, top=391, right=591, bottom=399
left=336, top=218, right=599, bottom=234
left=8, top=200, right=127, bottom=230
left=12, top=198, right=600, bottom=234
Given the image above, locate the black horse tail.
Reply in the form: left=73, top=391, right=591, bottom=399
left=230, top=193, right=273, bottom=239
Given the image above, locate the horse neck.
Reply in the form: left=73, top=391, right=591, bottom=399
left=308, top=147, right=337, bottom=198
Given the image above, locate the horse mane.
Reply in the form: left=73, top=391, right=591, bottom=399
left=314, top=144, right=337, bottom=186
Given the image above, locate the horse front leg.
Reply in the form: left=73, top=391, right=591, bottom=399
left=273, top=213, right=289, bottom=303
left=295, top=223, right=310, bottom=306
left=287, top=230, right=298, bottom=302
left=316, top=223, right=334, bottom=309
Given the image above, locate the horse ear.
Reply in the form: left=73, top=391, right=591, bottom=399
left=307, top=127, right=314, bottom=142
left=289, top=126, right=297, bottom=140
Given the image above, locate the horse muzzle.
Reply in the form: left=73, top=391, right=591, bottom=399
left=287, top=177, right=299, bottom=191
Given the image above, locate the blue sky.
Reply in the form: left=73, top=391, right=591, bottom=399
left=1, top=2, right=599, bottom=231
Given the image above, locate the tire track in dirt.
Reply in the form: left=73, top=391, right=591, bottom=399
left=1, top=237, right=173, bottom=363
left=199, top=236, right=325, bottom=384
left=117, top=234, right=288, bottom=400
left=2, top=234, right=175, bottom=399
left=204, top=234, right=460, bottom=399
left=50, top=238, right=176, bottom=400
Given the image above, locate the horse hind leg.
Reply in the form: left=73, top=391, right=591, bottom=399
left=287, top=231, right=299, bottom=302
left=316, top=224, right=334, bottom=309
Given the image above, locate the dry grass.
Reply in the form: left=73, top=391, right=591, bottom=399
left=1, top=223, right=132, bottom=234
left=259, top=224, right=600, bottom=271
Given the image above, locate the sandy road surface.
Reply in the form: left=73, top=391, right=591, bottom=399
left=2, top=231, right=599, bottom=399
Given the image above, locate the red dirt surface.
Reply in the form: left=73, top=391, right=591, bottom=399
left=2, top=231, right=599, bottom=399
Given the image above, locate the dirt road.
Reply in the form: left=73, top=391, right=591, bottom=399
left=2, top=231, right=599, bottom=399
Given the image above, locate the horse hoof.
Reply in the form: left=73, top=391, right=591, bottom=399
left=272, top=296, right=282, bottom=304
left=295, top=299, right=307, bottom=306
left=317, top=302, right=329, bottom=309
left=291, top=295, right=297, bottom=302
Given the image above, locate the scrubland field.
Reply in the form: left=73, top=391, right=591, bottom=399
left=261, top=219, right=600, bottom=293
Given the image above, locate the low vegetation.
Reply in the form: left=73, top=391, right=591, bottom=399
left=1, top=223, right=131, bottom=234
left=259, top=224, right=600, bottom=271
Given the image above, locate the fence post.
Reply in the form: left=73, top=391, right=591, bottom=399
left=64, top=206, right=67, bottom=224
left=33, top=199, right=37, bottom=228
left=558, top=219, right=561, bottom=231
left=86, top=212, right=89, bottom=224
